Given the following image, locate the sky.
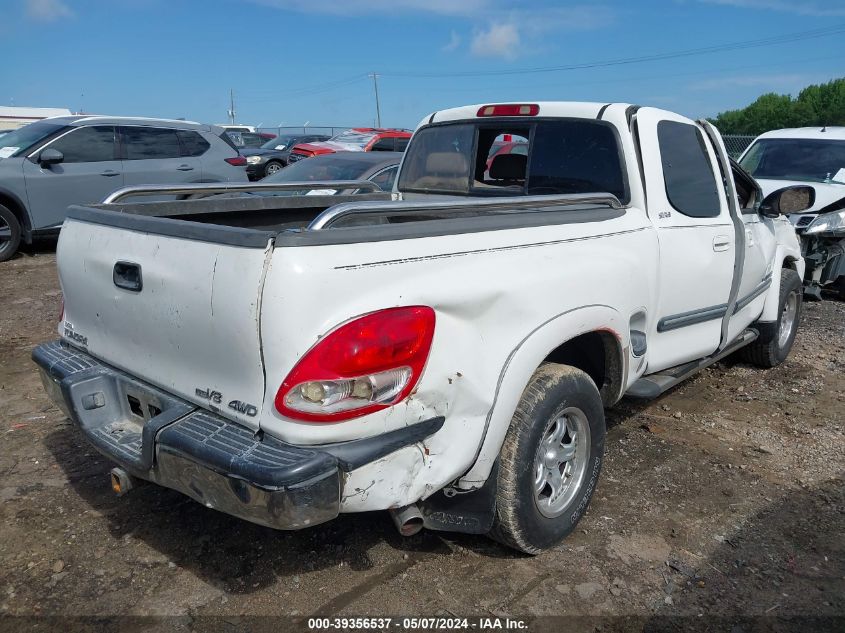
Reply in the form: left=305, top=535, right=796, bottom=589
left=2, top=0, right=844, bottom=131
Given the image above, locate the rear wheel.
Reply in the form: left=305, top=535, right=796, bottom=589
left=489, top=364, right=605, bottom=554
left=741, top=268, right=802, bottom=368
left=0, top=204, right=22, bottom=263
left=264, top=161, right=283, bottom=177
left=837, top=277, right=845, bottom=302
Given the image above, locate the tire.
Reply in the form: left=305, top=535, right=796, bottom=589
left=0, top=204, right=22, bottom=263
left=837, top=277, right=845, bottom=302
left=263, top=161, right=283, bottom=178
left=740, top=268, right=802, bottom=368
left=489, top=363, right=606, bottom=554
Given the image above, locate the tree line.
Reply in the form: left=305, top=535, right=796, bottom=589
left=709, top=77, right=845, bottom=135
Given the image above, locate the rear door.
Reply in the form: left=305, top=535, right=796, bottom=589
left=22, top=125, right=122, bottom=228
left=635, top=108, right=736, bottom=371
left=57, top=214, right=273, bottom=430
left=119, top=126, right=201, bottom=193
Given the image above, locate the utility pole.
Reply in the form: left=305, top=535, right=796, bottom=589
left=228, top=89, right=236, bottom=125
left=369, top=72, right=382, bottom=128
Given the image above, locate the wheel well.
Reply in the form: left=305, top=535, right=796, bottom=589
left=783, top=257, right=798, bottom=271
left=543, top=330, right=623, bottom=406
left=0, top=191, right=30, bottom=239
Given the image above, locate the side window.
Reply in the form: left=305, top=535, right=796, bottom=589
left=394, top=137, right=409, bottom=152
left=527, top=121, right=626, bottom=201
left=731, top=163, right=758, bottom=211
left=122, top=127, right=182, bottom=160
left=48, top=126, right=115, bottom=163
left=177, top=130, right=210, bottom=157
left=657, top=121, right=721, bottom=218
left=369, top=165, right=398, bottom=191
left=371, top=137, right=396, bottom=151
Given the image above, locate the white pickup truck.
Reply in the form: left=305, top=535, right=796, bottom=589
left=34, top=102, right=811, bottom=554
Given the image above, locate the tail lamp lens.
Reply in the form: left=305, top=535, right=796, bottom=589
left=275, top=306, right=436, bottom=422
left=225, top=156, right=247, bottom=166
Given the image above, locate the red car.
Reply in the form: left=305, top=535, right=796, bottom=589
left=287, top=128, right=412, bottom=163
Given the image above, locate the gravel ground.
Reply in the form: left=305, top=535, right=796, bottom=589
left=0, top=249, right=842, bottom=633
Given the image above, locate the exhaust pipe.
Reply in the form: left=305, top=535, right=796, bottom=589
left=389, top=504, right=424, bottom=537
left=110, top=467, right=136, bottom=497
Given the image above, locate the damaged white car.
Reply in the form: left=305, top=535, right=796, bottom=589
left=35, top=102, right=809, bottom=553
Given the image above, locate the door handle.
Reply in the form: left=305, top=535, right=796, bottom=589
left=100, top=170, right=121, bottom=177
left=176, top=165, right=194, bottom=171
left=713, top=236, right=731, bottom=252
left=113, top=261, right=143, bottom=292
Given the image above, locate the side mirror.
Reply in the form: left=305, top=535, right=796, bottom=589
left=760, top=185, right=815, bottom=218
left=38, top=148, right=64, bottom=167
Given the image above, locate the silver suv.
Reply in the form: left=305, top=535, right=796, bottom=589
left=0, top=116, right=248, bottom=261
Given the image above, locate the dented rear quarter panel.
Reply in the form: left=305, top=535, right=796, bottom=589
left=258, top=208, right=658, bottom=511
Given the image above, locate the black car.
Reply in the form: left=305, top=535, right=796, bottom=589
left=254, top=151, right=403, bottom=195
left=242, top=133, right=331, bottom=180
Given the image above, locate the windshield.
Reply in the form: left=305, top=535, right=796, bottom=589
left=0, top=120, right=67, bottom=158
left=261, top=134, right=298, bottom=150
left=328, top=130, right=377, bottom=148
left=397, top=120, right=627, bottom=201
left=740, top=138, right=845, bottom=184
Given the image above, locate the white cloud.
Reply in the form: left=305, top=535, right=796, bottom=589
left=471, top=23, right=520, bottom=59
left=442, top=30, right=461, bottom=52
left=25, top=0, right=73, bottom=21
left=698, top=0, right=845, bottom=16
left=250, top=0, right=487, bottom=16
left=250, top=1, right=615, bottom=60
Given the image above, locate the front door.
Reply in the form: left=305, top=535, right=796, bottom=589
left=22, top=125, right=122, bottom=229
left=635, top=108, right=736, bottom=372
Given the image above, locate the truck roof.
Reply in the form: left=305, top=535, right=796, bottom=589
left=422, top=101, right=634, bottom=127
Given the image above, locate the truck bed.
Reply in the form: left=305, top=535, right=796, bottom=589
left=83, top=189, right=625, bottom=242
left=88, top=192, right=393, bottom=233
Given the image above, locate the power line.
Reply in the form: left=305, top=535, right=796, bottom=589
left=379, top=24, right=845, bottom=78
left=411, top=54, right=844, bottom=96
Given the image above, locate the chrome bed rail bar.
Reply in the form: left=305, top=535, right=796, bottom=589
left=102, top=180, right=382, bottom=204
left=308, top=192, right=623, bottom=230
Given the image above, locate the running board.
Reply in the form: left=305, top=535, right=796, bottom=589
left=625, top=329, right=758, bottom=399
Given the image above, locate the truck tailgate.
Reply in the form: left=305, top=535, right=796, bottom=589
left=56, top=214, right=272, bottom=430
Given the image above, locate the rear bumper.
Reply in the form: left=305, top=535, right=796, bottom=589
left=33, top=340, right=443, bottom=530
left=245, top=164, right=266, bottom=180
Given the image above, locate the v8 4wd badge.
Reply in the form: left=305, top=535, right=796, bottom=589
left=228, top=400, right=258, bottom=417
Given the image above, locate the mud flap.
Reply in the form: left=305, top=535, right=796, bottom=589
left=419, top=462, right=499, bottom=535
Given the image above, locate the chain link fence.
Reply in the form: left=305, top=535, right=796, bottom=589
left=722, top=134, right=756, bottom=159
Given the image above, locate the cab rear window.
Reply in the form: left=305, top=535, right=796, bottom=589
left=398, top=119, right=628, bottom=203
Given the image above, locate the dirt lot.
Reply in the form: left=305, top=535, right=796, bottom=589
left=0, top=249, right=842, bottom=633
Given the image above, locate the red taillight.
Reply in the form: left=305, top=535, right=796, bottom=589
left=225, top=156, right=247, bottom=166
left=275, top=306, right=436, bottom=422
left=477, top=104, right=540, bottom=117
